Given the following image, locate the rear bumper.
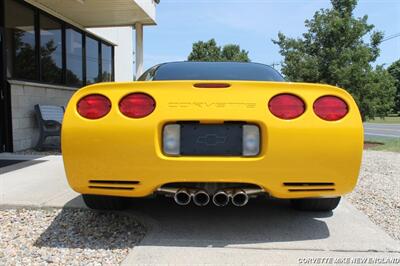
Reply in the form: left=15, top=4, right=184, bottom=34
left=62, top=120, right=363, bottom=199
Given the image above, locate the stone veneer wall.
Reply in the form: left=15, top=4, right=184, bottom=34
left=9, top=80, right=77, bottom=151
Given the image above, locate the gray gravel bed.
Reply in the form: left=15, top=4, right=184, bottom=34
left=347, top=150, right=400, bottom=240
left=0, top=208, right=146, bottom=265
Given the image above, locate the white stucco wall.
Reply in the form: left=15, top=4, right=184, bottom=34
left=88, top=27, right=134, bottom=82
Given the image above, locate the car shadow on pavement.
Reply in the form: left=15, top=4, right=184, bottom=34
left=0, top=160, right=47, bottom=175
left=35, top=196, right=331, bottom=250
left=127, top=197, right=332, bottom=247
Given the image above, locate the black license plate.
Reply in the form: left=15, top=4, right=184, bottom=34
left=180, top=123, right=243, bottom=156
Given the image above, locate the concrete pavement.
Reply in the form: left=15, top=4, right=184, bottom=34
left=124, top=247, right=400, bottom=265
left=121, top=198, right=400, bottom=265
left=0, top=154, right=81, bottom=208
left=0, top=154, right=399, bottom=265
left=364, top=123, right=400, bottom=138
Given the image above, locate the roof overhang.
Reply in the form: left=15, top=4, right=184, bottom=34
left=25, top=0, right=157, bottom=28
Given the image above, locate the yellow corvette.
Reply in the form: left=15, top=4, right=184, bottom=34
left=62, top=62, right=363, bottom=211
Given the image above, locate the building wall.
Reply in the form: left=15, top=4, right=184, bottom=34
left=9, top=80, right=77, bottom=151
left=136, top=0, right=157, bottom=22
left=89, top=27, right=134, bottom=81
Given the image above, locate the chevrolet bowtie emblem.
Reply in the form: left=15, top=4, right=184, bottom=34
left=196, top=134, right=227, bottom=146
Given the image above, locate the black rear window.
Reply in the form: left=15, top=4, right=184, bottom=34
left=138, top=62, right=284, bottom=82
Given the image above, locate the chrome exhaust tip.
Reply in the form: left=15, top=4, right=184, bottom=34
left=212, top=190, right=230, bottom=207
left=174, top=189, right=191, bottom=206
left=193, top=190, right=210, bottom=206
left=231, top=189, right=249, bottom=207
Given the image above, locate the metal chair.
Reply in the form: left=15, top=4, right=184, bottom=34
left=34, top=104, right=64, bottom=151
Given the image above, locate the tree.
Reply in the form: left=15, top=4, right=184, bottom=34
left=188, top=39, right=221, bottom=62
left=188, top=39, right=250, bottom=62
left=221, top=44, right=250, bottom=62
left=388, top=60, right=400, bottom=114
left=273, top=0, right=396, bottom=120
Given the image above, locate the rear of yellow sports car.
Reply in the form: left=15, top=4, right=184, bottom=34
left=62, top=79, right=363, bottom=211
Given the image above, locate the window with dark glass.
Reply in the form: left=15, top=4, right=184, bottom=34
left=86, top=37, right=99, bottom=84
left=101, top=43, right=112, bottom=82
left=66, top=29, right=83, bottom=86
left=5, top=0, right=36, bottom=80
left=4, top=0, right=114, bottom=86
left=40, top=14, right=62, bottom=83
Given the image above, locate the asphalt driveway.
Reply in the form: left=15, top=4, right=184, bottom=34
left=364, top=123, right=400, bottom=138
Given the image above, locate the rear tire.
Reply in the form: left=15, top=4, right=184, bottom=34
left=82, top=194, right=129, bottom=210
left=290, top=197, right=341, bottom=212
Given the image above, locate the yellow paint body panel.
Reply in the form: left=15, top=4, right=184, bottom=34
left=62, top=81, right=363, bottom=199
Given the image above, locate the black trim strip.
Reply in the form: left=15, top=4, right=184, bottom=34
left=35, top=8, right=40, bottom=81
left=98, top=39, right=102, bottom=82
left=0, top=0, right=13, bottom=152
left=284, top=182, right=335, bottom=186
left=89, top=186, right=134, bottom=190
left=61, top=22, right=66, bottom=84
left=82, top=33, right=86, bottom=86
left=288, top=189, right=335, bottom=192
left=89, top=180, right=140, bottom=185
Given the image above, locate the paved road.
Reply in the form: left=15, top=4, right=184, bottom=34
left=364, top=123, right=400, bottom=138
left=0, top=154, right=399, bottom=265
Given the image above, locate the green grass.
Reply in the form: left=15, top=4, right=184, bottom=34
left=364, top=135, right=400, bottom=152
left=367, top=116, right=400, bottom=124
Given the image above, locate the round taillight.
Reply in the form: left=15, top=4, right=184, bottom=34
left=77, top=94, right=111, bottom=119
left=268, top=94, right=305, bottom=119
left=119, top=93, right=156, bottom=118
left=313, top=96, right=348, bottom=121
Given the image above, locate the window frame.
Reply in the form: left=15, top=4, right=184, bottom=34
left=65, top=26, right=84, bottom=87
left=85, top=34, right=100, bottom=85
left=39, top=12, right=64, bottom=84
left=101, top=42, right=113, bottom=82
left=6, top=0, right=115, bottom=87
left=5, top=0, right=37, bottom=82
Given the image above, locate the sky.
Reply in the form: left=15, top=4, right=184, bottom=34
left=141, top=0, right=400, bottom=71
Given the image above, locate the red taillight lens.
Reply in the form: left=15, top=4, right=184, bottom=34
left=313, top=96, right=348, bottom=121
left=119, top=93, right=156, bottom=118
left=77, top=94, right=111, bottom=119
left=268, top=94, right=305, bottom=119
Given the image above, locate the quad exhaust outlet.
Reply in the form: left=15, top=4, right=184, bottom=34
left=231, top=189, right=249, bottom=207
left=157, top=187, right=264, bottom=207
left=212, top=190, right=230, bottom=207
left=174, top=188, right=192, bottom=206
left=193, top=190, right=210, bottom=206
